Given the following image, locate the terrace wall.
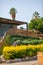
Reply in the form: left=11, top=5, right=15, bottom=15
left=6, top=29, right=38, bottom=37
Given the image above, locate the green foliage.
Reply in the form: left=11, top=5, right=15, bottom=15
left=28, top=17, right=43, bottom=33
left=19, top=40, right=43, bottom=45
left=3, top=44, right=43, bottom=59
left=9, top=8, right=17, bottom=15
left=0, top=47, right=3, bottom=55
left=4, top=35, right=43, bottom=46
left=0, top=44, right=4, bottom=55
left=4, top=35, right=13, bottom=46
left=3, top=45, right=37, bottom=59
left=33, top=11, right=40, bottom=19
left=20, top=27, right=24, bottom=30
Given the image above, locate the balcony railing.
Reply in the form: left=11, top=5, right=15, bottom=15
left=6, top=29, right=38, bottom=37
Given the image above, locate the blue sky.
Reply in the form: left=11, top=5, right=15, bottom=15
left=0, top=0, right=43, bottom=23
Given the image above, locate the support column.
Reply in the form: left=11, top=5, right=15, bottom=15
left=13, top=25, right=17, bottom=34
left=13, top=25, right=17, bottom=29
left=26, top=23, right=28, bottom=36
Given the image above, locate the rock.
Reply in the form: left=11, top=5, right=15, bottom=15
left=6, top=58, right=22, bottom=63
left=6, top=59, right=15, bottom=63
left=0, top=58, right=2, bottom=63
left=10, top=59, right=15, bottom=63
left=0, top=55, right=6, bottom=63
left=33, top=56, right=37, bottom=60
left=28, top=56, right=37, bottom=61
left=17, top=58, right=22, bottom=62
left=6, top=60, right=11, bottom=63
left=0, top=55, right=3, bottom=59
left=13, top=41, right=18, bottom=46
left=1, top=58, right=6, bottom=63
left=14, top=58, right=22, bottom=62
left=25, top=57, right=29, bottom=61
left=28, top=57, right=33, bottom=61
left=21, top=58, right=25, bottom=61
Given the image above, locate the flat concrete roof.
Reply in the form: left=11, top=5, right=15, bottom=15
left=0, top=17, right=27, bottom=25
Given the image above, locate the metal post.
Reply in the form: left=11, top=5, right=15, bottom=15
left=26, top=23, right=28, bottom=36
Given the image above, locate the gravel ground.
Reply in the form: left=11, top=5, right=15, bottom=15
left=0, top=60, right=38, bottom=65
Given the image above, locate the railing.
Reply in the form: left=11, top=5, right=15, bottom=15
left=6, top=29, right=38, bottom=37
left=0, top=29, right=43, bottom=45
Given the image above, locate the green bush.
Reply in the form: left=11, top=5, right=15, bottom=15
left=0, top=47, right=3, bottom=55
left=0, top=45, right=4, bottom=55
left=4, top=35, right=43, bottom=45
left=18, top=40, right=43, bottom=45
left=3, top=44, right=43, bottom=60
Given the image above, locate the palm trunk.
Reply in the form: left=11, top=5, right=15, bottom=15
left=11, top=14, right=16, bottom=20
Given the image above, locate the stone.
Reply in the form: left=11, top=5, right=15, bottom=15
left=14, top=58, right=22, bottom=62
left=0, top=55, right=3, bottom=59
left=1, top=58, right=6, bottom=63
left=33, top=56, right=37, bottom=60
left=0, top=55, right=6, bottom=63
left=6, top=59, right=15, bottom=63
left=21, top=58, right=25, bottom=61
left=6, top=60, right=11, bottom=63
left=0, top=58, right=2, bottom=63
left=29, top=57, right=33, bottom=61
left=25, top=57, right=29, bottom=61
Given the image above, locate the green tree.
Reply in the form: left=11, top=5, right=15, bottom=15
left=33, top=11, right=40, bottom=19
left=28, top=17, right=43, bottom=33
left=9, top=8, right=17, bottom=19
left=20, top=27, right=24, bottom=30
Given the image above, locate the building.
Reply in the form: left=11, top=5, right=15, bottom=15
left=0, top=17, right=28, bottom=37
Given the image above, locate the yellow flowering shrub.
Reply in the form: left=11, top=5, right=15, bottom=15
left=3, top=44, right=43, bottom=60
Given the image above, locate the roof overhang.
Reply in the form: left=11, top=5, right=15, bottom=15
left=0, top=17, right=27, bottom=26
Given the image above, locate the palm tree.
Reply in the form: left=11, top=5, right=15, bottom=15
left=33, top=11, right=40, bottom=19
left=9, top=8, right=17, bottom=20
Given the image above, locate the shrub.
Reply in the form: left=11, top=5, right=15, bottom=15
left=0, top=47, right=3, bottom=55
left=3, top=44, right=43, bottom=60
left=4, top=35, right=42, bottom=46
left=18, top=40, right=43, bottom=45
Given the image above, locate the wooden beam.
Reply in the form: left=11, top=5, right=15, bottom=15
left=0, top=17, right=27, bottom=25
